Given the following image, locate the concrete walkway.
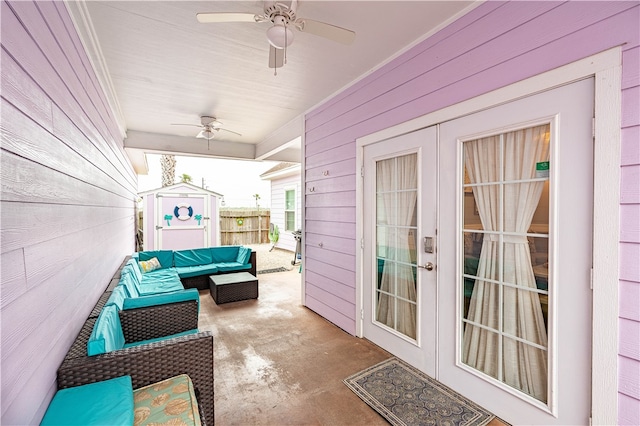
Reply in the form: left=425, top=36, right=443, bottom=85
left=198, top=268, right=392, bottom=425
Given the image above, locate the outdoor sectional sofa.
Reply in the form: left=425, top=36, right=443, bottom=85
left=134, top=245, right=257, bottom=291
left=57, top=256, right=215, bottom=425
left=56, top=245, right=256, bottom=425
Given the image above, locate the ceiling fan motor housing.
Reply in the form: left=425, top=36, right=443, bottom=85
left=264, top=2, right=296, bottom=23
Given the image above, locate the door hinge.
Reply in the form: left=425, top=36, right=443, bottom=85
left=155, top=225, right=163, bottom=230
left=360, top=166, right=364, bottom=177
left=590, top=268, right=594, bottom=290
left=360, top=238, right=364, bottom=249
left=360, top=309, right=364, bottom=320
left=155, top=193, right=163, bottom=198
left=592, top=117, right=596, bottom=139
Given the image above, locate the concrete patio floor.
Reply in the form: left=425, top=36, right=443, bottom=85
left=198, top=266, right=507, bottom=425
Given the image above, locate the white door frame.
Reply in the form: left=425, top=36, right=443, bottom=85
left=355, top=47, right=621, bottom=425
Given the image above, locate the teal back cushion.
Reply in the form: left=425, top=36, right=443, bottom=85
left=174, top=248, right=213, bottom=267
left=126, top=258, right=142, bottom=283
left=138, top=250, right=174, bottom=268
left=87, top=305, right=125, bottom=356
left=41, top=375, right=134, bottom=425
left=211, top=246, right=240, bottom=263
left=118, top=270, right=140, bottom=298
left=105, top=286, right=127, bottom=311
left=236, top=246, right=251, bottom=264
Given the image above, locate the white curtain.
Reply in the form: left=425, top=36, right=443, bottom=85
left=376, top=154, right=418, bottom=339
left=462, top=125, right=549, bottom=401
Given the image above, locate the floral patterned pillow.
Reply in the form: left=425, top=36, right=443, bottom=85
left=133, top=374, right=201, bottom=426
left=138, top=257, right=161, bottom=273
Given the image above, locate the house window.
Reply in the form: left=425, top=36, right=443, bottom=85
left=285, top=189, right=296, bottom=232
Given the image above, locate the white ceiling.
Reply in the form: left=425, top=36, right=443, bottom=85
left=70, top=1, right=476, bottom=171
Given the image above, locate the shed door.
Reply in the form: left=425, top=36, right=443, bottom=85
left=156, top=194, right=209, bottom=250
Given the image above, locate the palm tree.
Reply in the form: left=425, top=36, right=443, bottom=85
left=160, top=155, right=176, bottom=187
left=180, top=173, right=193, bottom=184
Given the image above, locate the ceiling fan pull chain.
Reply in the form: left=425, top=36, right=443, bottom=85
left=284, top=22, right=288, bottom=64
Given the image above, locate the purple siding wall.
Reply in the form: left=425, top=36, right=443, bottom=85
left=303, top=1, right=640, bottom=423
left=1, top=1, right=137, bottom=424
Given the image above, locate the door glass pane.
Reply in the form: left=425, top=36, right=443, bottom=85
left=461, top=124, right=550, bottom=403
left=375, top=153, right=418, bottom=340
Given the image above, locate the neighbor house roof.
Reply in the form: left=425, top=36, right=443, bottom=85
left=260, top=162, right=301, bottom=180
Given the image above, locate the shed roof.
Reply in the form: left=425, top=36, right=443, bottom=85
left=138, top=182, right=224, bottom=197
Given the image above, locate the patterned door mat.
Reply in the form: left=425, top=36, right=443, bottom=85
left=344, top=357, right=496, bottom=426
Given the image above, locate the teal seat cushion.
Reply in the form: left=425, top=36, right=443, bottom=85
left=137, top=269, right=183, bottom=295
left=216, top=262, right=251, bottom=273
left=87, top=305, right=125, bottom=356
left=105, top=286, right=127, bottom=310
left=236, top=246, right=251, bottom=264
left=175, top=264, right=219, bottom=279
left=123, top=289, right=200, bottom=311
left=141, top=268, right=181, bottom=283
left=123, top=329, right=199, bottom=349
left=137, top=281, right=185, bottom=296
left=210, top=246, right=240, bottom=263
left=41, top=375, right=134, bottom=425
left=174, top=248, right=214, bottom=267
left=138, top=250, right=174, bottom=269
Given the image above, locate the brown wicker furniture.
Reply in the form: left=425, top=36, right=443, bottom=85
left=209, top=272, right=259, bottom=304
left=57, top=332, right=214, bottom=426
left=57, top=256, right=213, bottom=424
left=181, top=250, right=257, bottom=290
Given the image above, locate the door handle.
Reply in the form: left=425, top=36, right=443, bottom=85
left=418, top=262, right=435, bottom=271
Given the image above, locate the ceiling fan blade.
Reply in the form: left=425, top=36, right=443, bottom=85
left=297, top=19, right=355, bottom=45
left=196, top=12, right=257, bottom=23
left=268, top=45, right=284, bottom=69
left=218, top=128, right=242, bottom=136
left=171, top=123, right=203, bottom=128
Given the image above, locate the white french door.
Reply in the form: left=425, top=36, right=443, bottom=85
left=362, top=126, right=437, bottom=376
left=361, top=78, right=594, bottom=424
left=437, top=78, right=594, bottom=424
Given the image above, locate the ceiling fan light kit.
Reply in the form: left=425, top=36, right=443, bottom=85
left=266, top=17, right=294, bottom=49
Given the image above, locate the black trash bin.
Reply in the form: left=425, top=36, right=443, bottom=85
left=292, top=229, right=302, bottom=265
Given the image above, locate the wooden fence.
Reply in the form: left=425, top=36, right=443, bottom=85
left=220, top=208, right=270, bottom=245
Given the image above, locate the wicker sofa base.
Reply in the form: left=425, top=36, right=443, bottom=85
left=180, top=251, right=257, bottom=291
left=57, top=332, right=214, bottom=426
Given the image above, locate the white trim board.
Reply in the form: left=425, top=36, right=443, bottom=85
left=355, top=47, right=621, bottom=425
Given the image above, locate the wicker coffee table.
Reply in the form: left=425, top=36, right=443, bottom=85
left=209, top=272, right=258, bottom=304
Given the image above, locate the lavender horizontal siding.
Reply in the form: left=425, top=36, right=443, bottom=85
left=303, top=1, right=640, bottom=421
left=0, top=1, right=136, bottom=424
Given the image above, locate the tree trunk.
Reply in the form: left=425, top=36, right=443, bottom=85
left=161, top=155, right=176, bottom=187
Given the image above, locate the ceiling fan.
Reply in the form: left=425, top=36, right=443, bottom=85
left=171, top=116, right=241, bottom=143
left=196, top=0, right=355, bottom=71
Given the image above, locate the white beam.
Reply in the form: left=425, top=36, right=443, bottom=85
left=124, top=147, right=149, bottom=175
left=255, top=115, right=303, bottom=160
left=125, top=130, right=256, bottom=160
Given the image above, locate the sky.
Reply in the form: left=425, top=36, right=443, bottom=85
left=137, top=154, right=278, bottom=208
